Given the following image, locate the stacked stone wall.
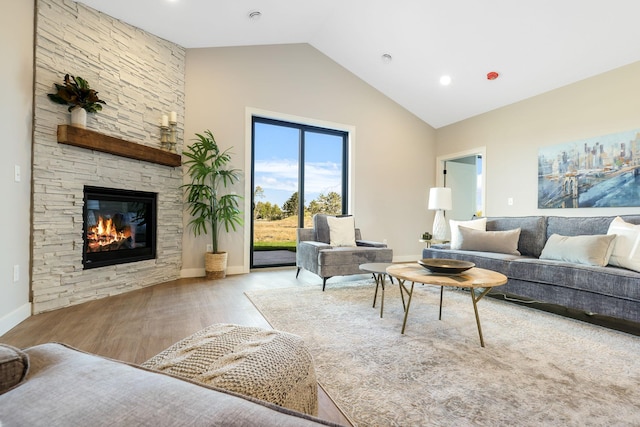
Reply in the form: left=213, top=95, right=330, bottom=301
left=32, top=0, right=185, bottom=313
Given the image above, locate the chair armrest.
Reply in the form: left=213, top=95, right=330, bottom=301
left=297, top=228, right=316, bottom=242
left=296, top=241, right=332, bottom=271
left=299, top=241, right=333, bottom=250
left=356, top=240, right=387, bottom=248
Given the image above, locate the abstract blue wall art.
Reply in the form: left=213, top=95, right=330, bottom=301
left=538, top=129, right=640, bottom=208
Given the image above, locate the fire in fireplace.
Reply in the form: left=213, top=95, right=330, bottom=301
left=83, top=186, right=157, bottom=269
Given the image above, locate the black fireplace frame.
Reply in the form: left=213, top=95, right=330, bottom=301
left=82, top=186, right=157, bottom=269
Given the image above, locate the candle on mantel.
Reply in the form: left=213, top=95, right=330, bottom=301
left=161, top=114, right=169, bottom=127
left=169, top=111, right=177, bottom=123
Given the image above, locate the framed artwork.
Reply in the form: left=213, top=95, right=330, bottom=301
left=538, top=129, right=640, bottom=208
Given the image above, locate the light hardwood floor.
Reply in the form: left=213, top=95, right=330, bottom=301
left=0, top=267, right=359, bottom=426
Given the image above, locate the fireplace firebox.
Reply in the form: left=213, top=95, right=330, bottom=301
left=83, top=186, right=157, bottom=269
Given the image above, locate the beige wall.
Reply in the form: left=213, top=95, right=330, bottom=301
left=0, top=0, right=33, bottom=334
left=436, top=61, right=640, bottom=218
left=183, top=44, right=436, bottom=275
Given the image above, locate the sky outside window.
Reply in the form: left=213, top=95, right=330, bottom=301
left=254, top=122, right=344, bottom=209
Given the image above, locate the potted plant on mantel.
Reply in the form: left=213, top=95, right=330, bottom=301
left=47, top=73, right=106, bottom=129
left=183, top=130, right=243, bottom=279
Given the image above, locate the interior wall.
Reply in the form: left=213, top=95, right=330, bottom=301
left=183, top=44, right=436, bottom=275
left=0, top=1, right=34, bottom=334
left=436, top=61, right=640, bottom=218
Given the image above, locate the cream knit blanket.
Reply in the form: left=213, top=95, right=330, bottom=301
left=142, top=324, right=318, bottom=415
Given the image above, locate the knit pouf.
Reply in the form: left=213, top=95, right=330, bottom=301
left=142, top=324, right=318, bottom=415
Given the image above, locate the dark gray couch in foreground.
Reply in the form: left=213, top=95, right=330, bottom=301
left=0, top=343, right=341, bottom=426
left=423, top=215, right=640, bottom=324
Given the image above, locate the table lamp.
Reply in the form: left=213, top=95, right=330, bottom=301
left=428, top=187, right=452, bottom=240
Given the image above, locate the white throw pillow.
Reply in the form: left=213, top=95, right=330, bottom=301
left=607, top=216, right=640, bottom=272
left=326, top=216, right=356, bottom=247
left=449, top=217, right=487, bottom=249
left=540, top=234, right=617, bottom=267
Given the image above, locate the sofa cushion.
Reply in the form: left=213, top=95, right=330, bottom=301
left=423, top=246, right=526, bottom=276
left=540, top=234, right=616, bottom=267
left=313, top=214, right=332, bottom=244
left=546, top=216, right=613, bottom=238
left=509, top=258, right=640, bottom=303
left=545, top=215, right=640, bottom=239
left=450, top=217, right=486, bottom=249
left=458, top=226, right=521, bottom=255
left=326, top=215, right=356, bottom=247
left=486, top=216, right=546, bottom=257
left=607, top=216, right=640, bottom=273
left=0, top=344, right=29, bottom=395
left=0, top=343, right=334, bottom=427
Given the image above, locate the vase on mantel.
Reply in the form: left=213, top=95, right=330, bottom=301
left=70, top=106, right=87, bottom=129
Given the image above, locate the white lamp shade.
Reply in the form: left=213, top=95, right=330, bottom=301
left=428, top=187, right=452, bottom=211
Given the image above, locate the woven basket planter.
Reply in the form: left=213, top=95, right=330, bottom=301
left=205, top=252, right=227, bottom=279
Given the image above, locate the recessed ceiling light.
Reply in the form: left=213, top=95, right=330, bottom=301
left=439, top=75, right=452, bottom=86
left=381, top=53, right=392, bottom=64
left=248, top=10, right=262, bottom=20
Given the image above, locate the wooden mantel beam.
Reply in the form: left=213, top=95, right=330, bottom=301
left=57, top=125, right=181, bottom=167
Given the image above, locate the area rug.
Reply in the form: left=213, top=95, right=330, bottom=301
left=246, top=280, right=640, bottom=426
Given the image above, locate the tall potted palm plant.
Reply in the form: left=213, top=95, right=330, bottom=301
left=183, top=130, right=243, bottom=279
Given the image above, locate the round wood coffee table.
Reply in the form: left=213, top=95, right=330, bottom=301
left=386, top=263, right=507, bottom=347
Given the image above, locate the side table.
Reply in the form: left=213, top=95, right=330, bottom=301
left=419, top=239, right=449, bottom=248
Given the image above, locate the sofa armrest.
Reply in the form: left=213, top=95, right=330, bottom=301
left=356, top=240, right=387, bottom=248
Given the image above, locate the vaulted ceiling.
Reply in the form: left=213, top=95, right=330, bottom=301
left=76, top=0, right=640, bottom=128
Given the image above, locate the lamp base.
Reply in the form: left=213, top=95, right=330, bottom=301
left=432, top=210, right=447, bottom=241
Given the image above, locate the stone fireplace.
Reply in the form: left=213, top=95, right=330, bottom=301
left=32, top=0, right=186, bottom=314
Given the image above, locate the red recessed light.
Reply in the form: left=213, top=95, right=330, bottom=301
left=487, top=71, right=499, bottom=80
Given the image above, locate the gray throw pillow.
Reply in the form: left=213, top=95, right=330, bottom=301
left=540, top=233, right=617, bottom=267
left=0, top=344, right=29, bottom=395
left=458, top=226, right=521, bottom=255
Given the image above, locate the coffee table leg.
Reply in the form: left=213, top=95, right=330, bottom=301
left=380, top=274, right=385, bottom=318
left=470, top=287, right=492, bottom=347
left=400, top=281, right=415, bottom=334
left=371, top=273, right=386, bottom=318
left=372, top=274, right=379, bottom=309
left=438, top=286, right=444, bottom=320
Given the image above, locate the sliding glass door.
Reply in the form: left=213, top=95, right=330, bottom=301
left=251, top=117, right=348, bottom=268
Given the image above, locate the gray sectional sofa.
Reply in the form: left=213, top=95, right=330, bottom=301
left=422, top=215, right=640, bottom=324
left=0, top=343, right=341, bottom=426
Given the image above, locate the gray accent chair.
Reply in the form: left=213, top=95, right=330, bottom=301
left=296, top=214, right=393, bottom=290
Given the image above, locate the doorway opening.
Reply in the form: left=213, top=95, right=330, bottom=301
left=436, top=148, right=486, bottom=237
left=250, top=116, right=349, bottom=268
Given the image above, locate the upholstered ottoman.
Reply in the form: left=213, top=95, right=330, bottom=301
left=142, top=324, right=318, bottom=415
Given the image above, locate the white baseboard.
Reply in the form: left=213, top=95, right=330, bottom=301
left=0, top=303, right=31, bottom=336
left=180, top=265, right=247, bottom=278
left=180, top=268, right=205, bottom=278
